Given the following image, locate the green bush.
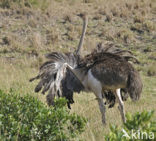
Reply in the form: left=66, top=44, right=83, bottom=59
left=0, top=90, right=86, bottom=141
left=105, top=111, right=156, bottom=141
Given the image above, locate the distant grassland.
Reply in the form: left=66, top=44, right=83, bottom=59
left=0, top=0, right=156, bottom=140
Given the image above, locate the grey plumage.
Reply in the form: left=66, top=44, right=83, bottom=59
left=30, top=52, right=84, bottom=108
left=94, top=42, right=140, bottom=64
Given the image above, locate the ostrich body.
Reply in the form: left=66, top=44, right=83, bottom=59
left=65, top=52, right=143, bottom=124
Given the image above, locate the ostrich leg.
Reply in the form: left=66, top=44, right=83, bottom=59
left=115, top=89, right=126, bottom=123
left=96, top=95, right=106, bottom=125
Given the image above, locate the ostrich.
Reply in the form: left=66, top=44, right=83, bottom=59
left=30, top=14, right=143, bottom=124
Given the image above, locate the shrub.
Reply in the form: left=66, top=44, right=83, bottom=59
left=105, top=111, right=156, bottom=141
left=0, top=90, right=86, bottom=140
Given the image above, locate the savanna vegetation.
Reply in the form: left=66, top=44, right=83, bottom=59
left=0, top=0, right=155, bottom=140
left=0, top=90, right=86, bottom=140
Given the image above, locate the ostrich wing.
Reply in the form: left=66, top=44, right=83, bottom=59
left=94, top=42, right=140, bottom=64
left=30, top=52, right=84, bottom=108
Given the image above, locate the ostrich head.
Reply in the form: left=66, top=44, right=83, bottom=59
left=77, top=13, right=88, bottom=20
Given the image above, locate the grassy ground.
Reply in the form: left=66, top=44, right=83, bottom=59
left=0, top=0, right=156, bottom=140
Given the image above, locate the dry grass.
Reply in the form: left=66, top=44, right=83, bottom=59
left=0, top=0, right=156, bottom=140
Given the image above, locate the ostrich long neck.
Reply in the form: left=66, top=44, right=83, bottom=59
left=76, top=16, right=88, bottom=55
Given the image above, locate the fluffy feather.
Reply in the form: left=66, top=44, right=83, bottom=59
left=30, top=52, right=84, bottom=108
